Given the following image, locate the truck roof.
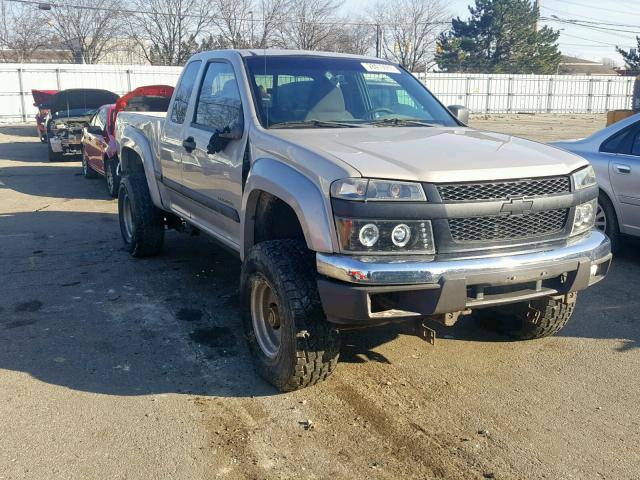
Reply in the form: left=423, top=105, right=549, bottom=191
left=197, top=48, right=394, bottom=64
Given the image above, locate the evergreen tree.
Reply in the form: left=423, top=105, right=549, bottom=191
left=436, top=0, right=561, bottom=74
left=617, top=38, right=640, bottom=73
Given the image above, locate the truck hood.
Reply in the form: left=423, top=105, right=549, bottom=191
left=270, top=127, right=587, bottom=183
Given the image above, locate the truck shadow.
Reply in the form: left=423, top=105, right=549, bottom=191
left=0, top=124, right=40, bottom=139
left=0, top=209, right=638, bottom=401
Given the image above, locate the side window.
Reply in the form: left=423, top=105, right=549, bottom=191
left=98, top=107, right=108, bottom=128
left=170, top=60, right=202, bottom=124
left=600, top=123, right=640, bottom=154
left=92, top=110, right=104, bottom=129
left=194, top=62, right=242, bottom=130
left=631, top=131, right=640, bottom=156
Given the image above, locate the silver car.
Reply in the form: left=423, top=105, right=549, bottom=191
left=553, top=113, right=640, bottom=250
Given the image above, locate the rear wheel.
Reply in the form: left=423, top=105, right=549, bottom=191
left=118, top=169, right=164, bottom=257
left=475, top=293, right=577, bottom=340
left=597, top=192, right=620, bottom=252
left=240, top=240, right=340, bottom=391
left=104, top=157, right=120, bottom=198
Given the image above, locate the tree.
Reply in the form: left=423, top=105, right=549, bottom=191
left=436, top=0, right=561, bottom=74
left=617, top=38, right=640, bottom=73
left=127, top=0, right=214, bottom=66
left=47, top=0, right=122, bottom=64
left=332, top=22, right=375, bottom=56
left=276, top=0, right=343, bottom=50
left=371, top=0, right=449, bottom=72
left=0, top=4, right=50, bottom=62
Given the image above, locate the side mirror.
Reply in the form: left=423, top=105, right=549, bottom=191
left=448, top=105, right=470, bottom=124
left=87, top=125, right=104, bottom=136
left=207, top=123, right=243, bottom=155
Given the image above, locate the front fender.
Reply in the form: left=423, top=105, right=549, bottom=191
left=118, top=125, right=163, bottom=209
left=242, top=158, right=336, bottom=259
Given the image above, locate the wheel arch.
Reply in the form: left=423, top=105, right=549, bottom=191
left=241, top=158, right=336, bottom=259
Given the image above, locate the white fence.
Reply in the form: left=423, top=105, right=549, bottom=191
left=0, top=63, right=635, bottom=123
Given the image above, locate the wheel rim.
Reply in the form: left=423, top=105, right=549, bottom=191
left=595, top=202, right=607, bottom=233
left=121, top=191, right=134, bottom=241
left=250, top=276, right=282, bottom=359
left=106, top=161, right=113, bottom=191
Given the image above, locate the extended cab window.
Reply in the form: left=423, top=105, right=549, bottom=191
left=193, top=62, right=242, bottom=130
left=170, top=60, right=202, bottom=124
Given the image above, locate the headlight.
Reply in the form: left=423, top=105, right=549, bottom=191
left=571, top=199, right=596, bottom=235
left=572, top=165, right=597, bottom=190
left=335, top=218, right=435, bottom=254
left=331, top=178, right=426, bottom=201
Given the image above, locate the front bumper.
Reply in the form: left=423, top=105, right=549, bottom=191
left=316, top=230, right=611, bottom=325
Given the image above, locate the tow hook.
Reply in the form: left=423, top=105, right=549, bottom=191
left=415, top=320, right=436, bottom=345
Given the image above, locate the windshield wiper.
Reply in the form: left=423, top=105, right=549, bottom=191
left=366, top=118, right=437, bottom=127
left=269, top=119, right=361, bottom=129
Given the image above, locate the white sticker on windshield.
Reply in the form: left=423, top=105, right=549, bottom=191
left=361, top=62, right=401, bottom=74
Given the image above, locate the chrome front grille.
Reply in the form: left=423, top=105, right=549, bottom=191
left=438, top=176, right=570, bottom=202
left=449, top=209, right=569, bottom=242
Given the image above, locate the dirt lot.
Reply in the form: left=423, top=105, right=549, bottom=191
left=1, top=114, right=638, bottom=480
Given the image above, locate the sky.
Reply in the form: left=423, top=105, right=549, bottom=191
left=346, top=0, right=639, bottom=65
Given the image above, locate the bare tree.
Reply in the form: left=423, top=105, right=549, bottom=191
left=255, top=0, right=289, bottom=48
left=276, top=0, right=343, bottom=51
left=210, top=0, right=253, bottom=48
left=47, top=0, right=122, bottom=64
left=127, top=0, right=213, bottom=65
left=0, top=4, right=50, bottom=62
left=371, top=0, right=449, bottom=71
left=332, top=21, right=375, bottom=56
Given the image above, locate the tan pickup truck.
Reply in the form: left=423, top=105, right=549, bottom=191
left=115, top=50, right=611, bottom=391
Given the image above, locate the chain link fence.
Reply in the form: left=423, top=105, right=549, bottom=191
left=0, top=63, right=635, bottom=123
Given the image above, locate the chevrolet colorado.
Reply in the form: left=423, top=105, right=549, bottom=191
left=115, top=50, right=611, bottom=391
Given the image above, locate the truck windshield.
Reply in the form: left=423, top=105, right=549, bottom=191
left=244, top=56, right=458, bottom=129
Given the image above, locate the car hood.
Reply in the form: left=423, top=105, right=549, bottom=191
left=270, top=127, right=588, bottom=183
left=45, top=89, right=119, bottom=113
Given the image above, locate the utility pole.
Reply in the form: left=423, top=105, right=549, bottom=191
left=533, top=0, right=541, bottom=31
left=375, top=23, right=381, bottom=58
left=1, top=0, right=7, bottom=45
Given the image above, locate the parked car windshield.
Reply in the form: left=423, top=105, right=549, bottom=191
left=244, top=56, right=458, bottom=128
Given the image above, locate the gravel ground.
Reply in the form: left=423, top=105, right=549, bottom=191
left=0, top=115, right=638, bottom=480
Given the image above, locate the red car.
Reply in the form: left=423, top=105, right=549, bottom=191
left=31, top=89, right=58, bottom=143
left=81, top=85, right=174, bottom=197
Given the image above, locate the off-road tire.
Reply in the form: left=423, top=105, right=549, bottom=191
left=117, top=167, right=164, bottom=257
left=240, top=240, right=340, bottom=392
left=104, top=157, right=120, bottom=198
left=47, top=140, right=62, bottom=162
left=81, top=151, right=99, bottom=178
left=598, top=192, right=620, bottom=253
left=475, top=292, right=578, bottom=340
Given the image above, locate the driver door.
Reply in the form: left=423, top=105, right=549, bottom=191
left=181, top=60, right=245, bottom=247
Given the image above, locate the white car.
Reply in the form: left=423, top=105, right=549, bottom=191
left=553, top=113, right=640, bottom=251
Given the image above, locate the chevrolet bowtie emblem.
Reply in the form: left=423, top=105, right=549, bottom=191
left=501, top=198, right=534, bottom=215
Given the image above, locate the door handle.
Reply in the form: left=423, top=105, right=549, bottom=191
left=614, top=163, right=631, bottom=174
left=182, top=136, right=196, bottom=153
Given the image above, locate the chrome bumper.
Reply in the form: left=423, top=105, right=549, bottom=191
left=317, top=230, right=611, bottom=286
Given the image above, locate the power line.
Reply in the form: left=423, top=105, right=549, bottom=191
left=5, top=0, right=452, bottom=28
left=553, top=0, right=633, bottom=16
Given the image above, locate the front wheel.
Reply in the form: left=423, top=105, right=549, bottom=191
left=47, top=141, right=62, bottom=162
left=240, top=240, right=340, bottom=391
left=474, top=293, right=577, bottom=340
left=118, top=173, right=164, bottom=257
left=82, top=150, right=99, bottom=178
